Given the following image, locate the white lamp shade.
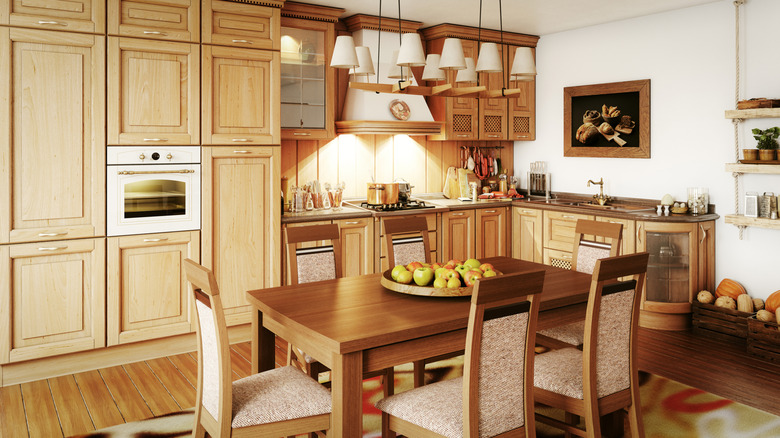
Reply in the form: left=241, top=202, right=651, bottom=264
left=352, top=46, right=375, bottom=76
left=475, top=42, right=502, bottom=73
left=439, top=38, right=466, bottom=70
left=455, top=57, right=477, bottom=83
left=510, top=47, right=536, bottom=78
left=397, top=32, right=426, bottom=67
left=421, top=54, right=445, bottom=81
left=330, top=35, right=359, bottom=68
left=387, top=50, right=404, bottom=79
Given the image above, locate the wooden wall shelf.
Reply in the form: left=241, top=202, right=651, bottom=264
left=725, top=108, right=780, bottom=119
left=725, top=163, right=780, bottom=174
left=725, top=214, right=780, bottom=230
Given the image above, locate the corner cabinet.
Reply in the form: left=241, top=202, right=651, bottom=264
left=202, top=147, right=281, bottom=326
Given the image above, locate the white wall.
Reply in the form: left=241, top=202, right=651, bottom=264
left=514, top=0, right=780, bottom=299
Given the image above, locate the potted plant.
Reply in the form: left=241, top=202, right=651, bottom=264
left=753, top=127, right=780, bottom=160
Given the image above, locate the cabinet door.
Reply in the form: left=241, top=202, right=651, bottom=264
left=108, top=37, right=199, bottom=145
left=511, top=206, right=542, bottom=262
left=543, top=210, right=593, bottom=252
left=506, top=45, right=535, bottom=141
left=697, top=221, right=716, bottom=293
left=426, top=38, right=478, bottom=141
left=595, top=216, right=636, bottom=255
left=202, top=147, right=280, bottom=326
left=202, top=45, right=280, bottom=145
left=337, top=217, right=373, bottom=278
left=478, top=44, right=508, bottom=140
left=476, top=206, right=508, bottom=258
left=202, top=0, right=280, bottom=50
left=441, top=210, right=475, bottom=262
left=108, top=231, right=199, bottom=346
left=0, top=238, right=105, bottom=364
left=0, top=28, right=105, bottom=244
left=1, top=0, right=105, bottom=33
left=108, top=0, right=199, bottom=42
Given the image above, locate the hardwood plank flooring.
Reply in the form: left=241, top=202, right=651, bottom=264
left=20, top=380, right=61, bottom=437
left=0, top=385, right=28, bottom=438
left=99, top=365, right=154, bottom=423
left=48, top=376, right=93, bottom=437
left=72, top=370, right=125, bottom=430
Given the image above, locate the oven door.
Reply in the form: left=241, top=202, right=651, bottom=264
left=107, top=164, right=201, bottom=236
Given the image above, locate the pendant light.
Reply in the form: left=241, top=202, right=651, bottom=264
left=330, top=35, right=359, bottom=69
left=474, top=0, right=502, bottom=73
left=396, top=32, right=426, bottom=67
left=421, top=54, right=445, bottom=81
left=439, top=37, right=467, bottom=70
left=352, top=46, right=375, bottom=80
left=455, top=57, right=478, bottom=83
left=510, top=46, right=536, bottom=81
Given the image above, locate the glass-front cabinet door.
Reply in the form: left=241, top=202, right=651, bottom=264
left=280, top=17, right=334, bottom=139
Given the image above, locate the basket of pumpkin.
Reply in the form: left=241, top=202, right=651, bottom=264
left=692, top=279, right=759, bottom=343
left=747, top=290, right=780, bottom=363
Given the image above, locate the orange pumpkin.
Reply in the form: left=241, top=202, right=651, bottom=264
left=715, top=278, right=747, bottom=300
left=766, top=290, right=780, bottom=313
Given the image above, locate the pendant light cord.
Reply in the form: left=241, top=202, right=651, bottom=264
left=499, top=0, right=506, bottom=92
left=398, top=0, right=405, bottom=84
left=376, top=0, right=382, bottom=86
left=733, top=0, right=744, bottom=239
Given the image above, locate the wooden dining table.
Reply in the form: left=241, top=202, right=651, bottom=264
left=246, top=256, right=591, bottom=437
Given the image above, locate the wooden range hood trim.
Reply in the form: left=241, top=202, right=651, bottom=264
left=343, top=14, right=424, bottom=33
left=335, top=120, right=443, bottom=136
left=281, top=1, right=344, bottom=22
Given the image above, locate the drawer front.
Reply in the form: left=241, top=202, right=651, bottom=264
left=203, top=0, right=279, bottom=50
left=109, top=0, right=199, bottom=42
left=543, top=211, right=593, bottom=252
left=544, top=248, right=572, bottom=270
left=7, top=0, right=105, bottom=33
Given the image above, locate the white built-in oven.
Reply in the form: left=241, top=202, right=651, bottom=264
left=107, top=146, right=201, bottom=236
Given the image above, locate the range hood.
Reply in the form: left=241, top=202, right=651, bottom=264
left=336, top=27, right=443, bottom=136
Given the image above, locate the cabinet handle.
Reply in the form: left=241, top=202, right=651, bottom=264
left=38, top=246, right=67, bottom=251
left=562, top=215, right=575, bottom=219
left=451, top=212, right=465, bottom=216
left=143, top=238, right=168, bottom=242
left=143, top=138, right=168, bottom=142
left=293, top=132, right=311, bottom=136
left=232, top=138, right=251, bottom=142
left=37, top=20, right=66, bottom=26
left=485, top=210, right=496, bottom=213
left=486, top=134, right=499, bottom=138
left=700, top=224, right=707, bottom=244
left=517, top=134, right=529, bottom=138
left=143, top=31, right=168, bottom=36
left=456, top=134, right=469, bottom=138
left=521, top=210, right=534, bottom=214
left=38, top=232, right=67, bottom=237
left=636, top=223, right=642, bottom=245
left=232, top=39, right=252, bottom=44
left=345, top=221, right=359, bottom=225
left=560, top=254, right=572, bottom=260
left=233, top=150, right=252, bottom=154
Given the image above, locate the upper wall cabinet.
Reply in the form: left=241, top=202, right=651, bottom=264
left=506, top=44, right=535, bottom=141
left=0, top=28, right=105, bottom=244
left=280, top=1, right=342, bottom=140
left=108, top=0, right=200, bottom=43
left=202, top=0, right=281, bottom=50
left=0, top=0, right=105, bottom=34
left=108, top=37, right=200, bottom=145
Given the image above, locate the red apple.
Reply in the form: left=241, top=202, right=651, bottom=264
left=479, top=263, right=495, bottom=272
left=464, top=270, right=483, bottom=287
left=406, top=261, right=423, bottom=272
left=447, top=259, right=463, bottom=267
left=441, top=268, right=460, bottom=281
left=430, top=262, right=443, bottom=271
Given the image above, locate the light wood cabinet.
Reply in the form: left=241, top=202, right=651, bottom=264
left=0, top=238, right=105, bottom=364
left=0, top=28, right=105, bottom=244
left=476, top=206, right=508, bottom=258
left=441, top=209, right=475, bottom=262
left=636, top=220, right=716, bottom=330
left=506, top=45, right=536, bottom=141
left=202, top=44, right=280, bottom=145
left=479, top=44, right=508, bottom=141
left=337, top=217, right=374, bottom=278
left=543, top=210, right=594, bottom=252
left=595, top=215, right=636, bottom=255
left=108, top=0, right=199, bottom=42
left=202, top=0, right=280, bottom=50
left=107, top=231, right=199, bottom=346
left=378, top=213, right=438, bottom=271
left=202, top=147, right=280, bottom=326
left=511, top=205, right=542, bottom=262
left=108, top=37, right=199, bottom=145
left=0, top=0, right=105, bottom=34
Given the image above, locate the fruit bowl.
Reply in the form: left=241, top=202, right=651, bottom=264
left=379, top=268, right=501, bottom=297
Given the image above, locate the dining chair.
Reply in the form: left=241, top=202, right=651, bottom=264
left=375, top=270, right=544, bottom=438
left=533, top=252, right=649, bottom=438
left=384, top=216, right=460, bottom=387
left=184, top=259, right=332, bottom=438
left=537, top=219, right=623, bottom=350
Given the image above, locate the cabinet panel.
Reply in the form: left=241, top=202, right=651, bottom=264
left=0, top=238, right=105, bottom=364
left=2, top=0, right=105, bottom=34
left=478, top=44, right=507, bottom=140
left=108, top=37, right=199, bottom=145
left=202, top=0, right=280, bottom=50
left=506, top=45, right=535, bottom=141
left=425, top=37, right=478, bottom=141
left=543, top=210, right=593, bottom=252
left=108, top=231, right=199, bottom=345
left=595, top=215, right=636, bottom=255
left=511, top=206, right=542, bottom=262
left=476, top=206, right=507, bottom=258
left=441, top=210, right=475, bottom=262
left=109, top=0, right=199, bottom=42
left=337, top=217, right=373, bottom=278
left=202, top=45, right=280, bottom=145
left=202, top=147, right=280, bottom=326
left=0, top=28, right=105, bottom=244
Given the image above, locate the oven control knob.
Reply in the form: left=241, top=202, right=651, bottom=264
left=152, top=152, right=160, bottom=160
left=139, top=153, right=145, bottom=160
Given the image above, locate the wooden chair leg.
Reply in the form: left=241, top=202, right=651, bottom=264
left=627, top=397, right=645, bottom=438
left=193, top=421, right=206, bottom=438
left=564, top=412, right=577, bottom=438
left=412, top=360, right=425, bottom=387
left=382, top=367, right=396, bottom=438
left=584, top=404, right=602, bottom=438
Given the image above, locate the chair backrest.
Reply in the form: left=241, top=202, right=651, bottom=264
left=383, top=216, right=431, bottom=268
left=581, top=252, right=649, bottom=401
left=463, top=270, right=545, bottom=437
left=285, top=224, right=343, bottom=285
left=183, top=258, right=233, bottom=432
left=571, top=219, right=623, bottom=274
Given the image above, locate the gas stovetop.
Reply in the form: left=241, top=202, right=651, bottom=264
left=359, top=200, right=435, bottom=212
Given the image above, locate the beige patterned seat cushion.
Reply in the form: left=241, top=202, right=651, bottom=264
left=231, top=365, right=332, bottom=428
left=296, top=250, right=336, bottom=284
left=376, top=378, right=463, bottom=438
left=538, top=320, right=585, bottom=346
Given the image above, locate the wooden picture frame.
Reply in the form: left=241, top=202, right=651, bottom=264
left=564, top=79, right=650, bottom=158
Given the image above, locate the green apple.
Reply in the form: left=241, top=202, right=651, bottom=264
left=413, top=267, right=435, bottom=286
left=433, top=277, right=448, bottom=288
left=464, top=258, right=481, bottom=269
left=396, top=270, right=414, bottom=284
left=446, top=277, right=461, bottom=289
left=435, top=267, right=447, bottom=279
left=464, top=270, right=483, bottom=286
left=454, top=264, right=470, bottom=278
left=482, top=269, right=497, bottom=278
left=442, top=268, right=459, bottom=281
left=391, top=265, right=407, bottom=281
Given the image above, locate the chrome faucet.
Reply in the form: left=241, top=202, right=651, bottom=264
left=587, top=178, right=611, bottom=205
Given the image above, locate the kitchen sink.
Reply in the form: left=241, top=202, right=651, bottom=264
left=550, top=200, right=656, bottom=212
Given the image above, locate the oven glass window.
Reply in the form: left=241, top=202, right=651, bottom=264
left=124, top=179, right=186, bottom=218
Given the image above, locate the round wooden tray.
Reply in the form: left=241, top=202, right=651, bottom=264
left=380, top=270, right=472, bottom=297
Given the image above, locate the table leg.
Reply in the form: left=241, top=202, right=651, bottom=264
left=251, top=309, right=275, bottom=373
left=330, top=351, right=363, bottom=438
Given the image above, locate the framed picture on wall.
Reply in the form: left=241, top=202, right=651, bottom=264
left=563, top=79, right=650, bottom=158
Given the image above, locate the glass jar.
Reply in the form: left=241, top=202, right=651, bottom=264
left=687, top=187, right=709, bottom=215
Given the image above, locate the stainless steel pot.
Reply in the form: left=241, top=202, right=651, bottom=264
left=367, top=183, right=399, bottom=204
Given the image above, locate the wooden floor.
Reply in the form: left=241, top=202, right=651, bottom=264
left=2, top=329, right=779, bottom=437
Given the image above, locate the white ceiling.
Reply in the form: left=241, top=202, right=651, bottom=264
left=299, top=0, right=721, bottom=36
